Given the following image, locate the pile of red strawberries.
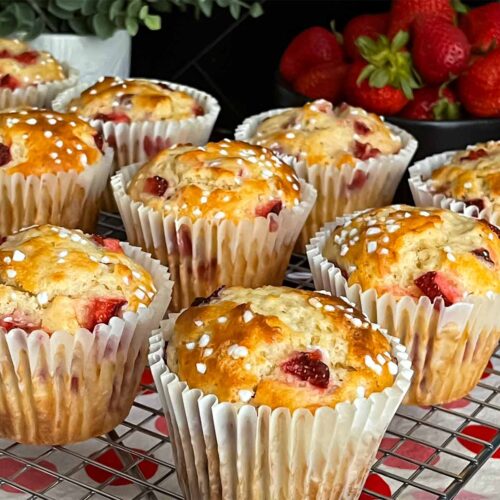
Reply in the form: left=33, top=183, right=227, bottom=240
left=279, top=0, right=500, bottom=119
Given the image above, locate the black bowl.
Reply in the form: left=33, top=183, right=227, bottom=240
left=274, top=74, right=500, bottom=203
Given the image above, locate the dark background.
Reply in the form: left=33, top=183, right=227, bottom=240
left=130, top=0, right=488, bottom=134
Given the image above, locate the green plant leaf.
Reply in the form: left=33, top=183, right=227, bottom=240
left=215, top=0, right=230, bottom=7
left=68, top=15, right=91, bottom=34
left=127, top=0, right=143, bottom=17
left=198, top=0, right=213, bottom=17
left=48, top=0, right=75, bottom=19
left=369, top=68, right=389, bottom=88
left=24, top=16, right=45, bottom=39
left=249, top=2, right=263, bottom=17
left=55, top=0, right=85, bottom=12
left=391, top=30, right=409, bottom=51
left=8, top=2, right=35, bottom=30
left=115, top=13, right=126, bottom=27
left=125, top=15, right=139, bottom=35
left=97, top=0, right=115, bottom=13
left=92, top=12, right=115, bottom=38
left=229, top=2, right=240, bottom=19
left=82, top=0, right=98, bottom=15
left=139, top=4, right=148, bottom=18
left=109, top=0, right=125, bottom=19
left=150, top=0, right=172, bottom=13
left=0, top=12, right=18, bottom=36
left=144, top=13, right=160, bottom=29
left=356, top=64, right=374, bottom=85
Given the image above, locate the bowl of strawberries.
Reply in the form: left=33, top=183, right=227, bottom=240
left=276, top=0, right=500, bottom=165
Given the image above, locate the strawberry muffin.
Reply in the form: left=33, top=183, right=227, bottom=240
left=149, top=286, right=412, bottom=499
left=53, top=76, right=220, bottom=210
left=0, top=39, right=77, bottom=108
left=0, top=224, right=172, bottom=444
left=410, top=141, right=500, bottom=227
left=307, top=205, right=500, bottom=405
left=112, top=140, right=316, bottom=311
left=236, top=99, right=417, bottom=249
left=0, top=108, right=112, bottom=237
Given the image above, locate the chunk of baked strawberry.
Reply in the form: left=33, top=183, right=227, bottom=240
left=354, top=120, right=371, bottom=135
left=255, top=200, right=283, bottom=218
left=414, top=271, right=461, bottom=306
left=0, top=74, right=20, bottom=90
left=472, top=248, right=494, bottom=266
left=14, top=51, right=38, bottom=65
left=353, top=141, right=381, bottom=160
left=0, top=313, right=41, bottom=333
left=193, top=103, right=204, bottom=116
left=91, top=235, right=123, bottom=253
left=282, top=350, right=330, bottom=388
left=461, top=149, right=487, bottom=161
left=0, top=143, right=11, bottom=166
left=81, top=298, right=127, bottom=331
left=144, top=176, right=169, bottom=196
left=347, top=170, right=369, bottom=190
left=93, top=111, right=131, bottom=123
left=0, top=236, right=6, bottom=245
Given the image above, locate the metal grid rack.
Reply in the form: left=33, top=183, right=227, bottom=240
left=0, top=212, right=499, bottom=499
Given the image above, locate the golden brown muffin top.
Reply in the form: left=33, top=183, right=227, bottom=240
left=323, top=205, right=500, bottom=304
left=251, top=100, right=401, bottom=167
left=127, top=140, right=302, bottom=223
left=68, top=76, right=204, bottom=122
left=0, top=225, right=156, bottom=335
left=167, top=286, right=396, bottom=412
left=0, top=108, right=103, bottom=176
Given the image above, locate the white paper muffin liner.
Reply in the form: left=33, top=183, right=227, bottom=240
left=306, top=216, right=500, bottom=406
left=148, top=315, right=412, bottom=500
left=0, top=64, right=78, bottom=110
left=408, top=150, right=500, bottom=227
left=53, top=79, right=220, bottom=211
left=235, top=108, right=418, bottom=250
left=0, top=242, right=173, bottom=445
left=112, top=162, right=317, bottom=312
left=0, top=146, right=113, bottom=238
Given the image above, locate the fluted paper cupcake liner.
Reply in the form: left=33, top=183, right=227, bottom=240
left=112, top=162, right=317, bottom=312
left=53, top=80, right=220, bottom=211
left=0, top=243, right=172, bottom=445
left=409, top=150, right=500, bottom=227
left=0, top=147, right=113, bottom=238
left=0, top=64, right=78, bottom=110
left=235, top=108, right=418, bottom=250
left=148, top=317, right=412, bottom=500
left=306, top=216, right=500, bottom=405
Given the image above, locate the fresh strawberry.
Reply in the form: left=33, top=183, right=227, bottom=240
left=471, top=248, right=494, bottom=266
left=91, top=235, right=123, bottom=252
left=255, top=199, right=283, bottom=218
left=293, top=62, right=348, bottom=103
left=343, top=13, right=389, bottom=60
left=81, top=298, right=127, bottom=332
left=458, top=48, right=500, bottom=117
left=400, top=86, right=460, bottom=120
left=0, top=143, right=11, bottom=166
left=388, top=0, right=456, bottom=39
left=144, top=176, right=169, bottom=196
left=0, top=74, right=20, bottom=90
left=460, top=3, right=500, bottom=54
left=414, top=271, right=461, bottom=306
left=282, top=350, right=330, bottom=388
left=279, top=26, right=344, bottom=83
left=93, top=111, right=131, bottom=123
left=412, top=14, right=470, bottom=85
left=345, top=31, right=420, bottom=115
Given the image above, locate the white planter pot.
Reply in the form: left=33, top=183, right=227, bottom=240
left=30, top=30, right=131, bottom=83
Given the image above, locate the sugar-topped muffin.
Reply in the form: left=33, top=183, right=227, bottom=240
left=322, top=205, right=500, bottom=305
left=250, top=100, right=402, bottom=167
left=127, top=139, right=302, bottom=222
left=427, top=141, right=500, bottom=215
left=0, top=108, right=104, bottom=176
left=166, top=285, right=397, bottom=411
left=0, top=225, right=156, bottom=334
left=0, top=39, right=65, bottom=90
left=68, top=76, right=204, bottom=123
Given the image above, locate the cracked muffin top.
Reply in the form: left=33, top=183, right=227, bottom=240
left=166, top=285, right=398, bottom=412
left=322, top=205, right=500, bottom=305
left=0, top=108, right=104, bottom=176
left=0, top=39, right=66, bottom=90
left=68, top=76, right=204, bottom=123
left=249, top=100, right=402, bottom=167
left=0, top=225, right=156, bottom=335
left=126, top=139, right=302, bottom=223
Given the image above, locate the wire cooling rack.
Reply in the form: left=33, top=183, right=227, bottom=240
left=0, top=212, right=499, bottom=500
